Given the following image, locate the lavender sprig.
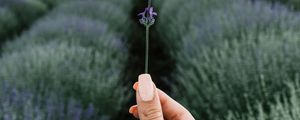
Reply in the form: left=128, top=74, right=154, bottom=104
left=138, top=0, right=157, bottom=73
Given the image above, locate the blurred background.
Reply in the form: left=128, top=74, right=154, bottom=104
left=0, top=0, right=300, bottom=120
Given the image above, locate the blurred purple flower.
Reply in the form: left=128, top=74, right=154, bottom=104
left=138, top=7, right=157, bottom=26
left=4, top=113, right=12, bottom=120
left=84, top=104, right=95, bottom=119
left=138, top=7, right=157, bottom=19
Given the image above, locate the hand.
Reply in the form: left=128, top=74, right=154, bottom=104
left=129, top=74, right=195, bottom=120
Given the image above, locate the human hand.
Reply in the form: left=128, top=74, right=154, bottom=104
left=129, top=74, right=195, bottom=120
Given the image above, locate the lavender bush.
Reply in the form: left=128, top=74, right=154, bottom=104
left=266, top=0, right=300, bottom=10
left=225, top=81, right=300, bottom=120
left=3, top=0, right=133, bottom=53
left=154, top=0, right=227, bottom=51
left=0, top=7, right=18, bottom=42
left=0, top=0, right=47, bottom=25
left=3, top=15, right=123, bottom=53
left=0, top=0, right=48, bottom=47
left=174, top=30, right=300, bottom=119
left=154, top=0, right=300, bottom=119
left=47, top=0, right=132, bottom=34
left=0, top=43, right=128, bottom=118
left=38, top=0, right=132, bottom=11
left=181, top=0, right=300, bottom=52
left=0, top=0, right=132, bottom=118
left=0, top=81, right=104, bottom=120
left=156, top=0, right=300, bottom=52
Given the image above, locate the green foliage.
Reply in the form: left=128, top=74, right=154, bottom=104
left=3, top=15, right=123, bottom=53
left=39, top=0, right=132, bottom=11
left=225, top=81, right=300, bottom=120
left=0, top=0, right=47, bottom=43
left=286, top=0, right=300, bottom=10
left=47, top=0, right=132, bottom=34
left=0, top=81, right=102, bottom=120
left=154, top=0, right=300, bottom=119
left=0, top=0, right=48, bottom=25
left=174, top=30, right=300, bottom=119
left=181, top=1, right=300, bottom=51
left=3, top=0, right=133, bottom=53
left=155, top=0, right=229, bottom=51
left=36, top=0, right=65, bottom=6
left=0, top=43, right=129, bottom=117
left=0, top=7, right=18, bottom=41
left=268, top=0, right=300, bottom=10
left=155, top=0, right=300, bottom=52
left=0, top=0, right=132, bottom=118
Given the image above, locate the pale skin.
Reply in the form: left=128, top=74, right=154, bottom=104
left=129, top=74, right=195, bottom=120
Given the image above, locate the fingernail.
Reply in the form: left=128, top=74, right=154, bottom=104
left=138, top=74, right=154, bottom=102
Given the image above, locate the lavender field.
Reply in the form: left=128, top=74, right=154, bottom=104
left=0, top=0, right=300, bottom=120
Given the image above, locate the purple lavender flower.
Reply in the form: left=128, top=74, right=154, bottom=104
left=83, top=104, right=95, bottom=119
left=138, top=7, right=157, bottom=18
left=138, top=7, right=157, bottom=26
left=138, top=0, right=157, bottom=73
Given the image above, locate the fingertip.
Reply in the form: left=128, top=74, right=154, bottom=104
left=129, top=105, right=138, bottom=114
left=138, top=74, right=155, bottom=102
left=133, top=82, right=138, bottom=90
left=129, top=107, right=133, bottom=114
left=136, top=74, right=164, bottom=120
left=129, top=105, right=139, bottom=119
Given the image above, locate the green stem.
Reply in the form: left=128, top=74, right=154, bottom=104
left=145, top=26, right=150, bottom=73
left=145, top=0, right=152, bottom=73
left=148, top=0, right=152, bottom=7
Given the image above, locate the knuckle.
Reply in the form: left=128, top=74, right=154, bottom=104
left=142, top=108, right=163, bottom=120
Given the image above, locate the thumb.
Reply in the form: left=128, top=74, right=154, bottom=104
left=136, top=74, right=164, bottom=120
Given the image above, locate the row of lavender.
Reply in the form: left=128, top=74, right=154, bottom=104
left=0, top=0, right=48, bottom=43
left=0, top=0, right=133, bottom=119
left=155, top=0, right=300, bottom=119
left=0, top=81, right=101, bottom=120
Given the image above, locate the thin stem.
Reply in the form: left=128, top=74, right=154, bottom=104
left=145, top=0, right=152, bottom=73
left=148, top=0, right=152, bottom=7
left=145, top=26, right=150, bottom=73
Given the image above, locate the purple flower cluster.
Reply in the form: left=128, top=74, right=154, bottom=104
left=138, top=7, right=157, bottom=26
